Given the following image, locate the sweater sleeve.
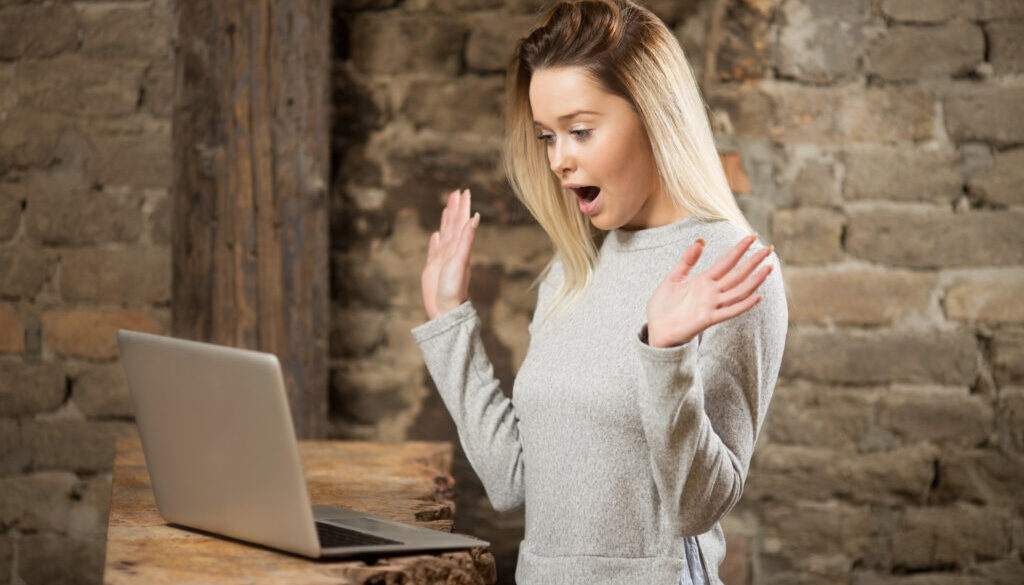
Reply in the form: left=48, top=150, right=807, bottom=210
left=410, top=298, right=531, bottom=513
left=633, top=251, right=788, bottom=537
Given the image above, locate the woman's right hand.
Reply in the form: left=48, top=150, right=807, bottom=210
left=421, top=188, right=480, bottom=320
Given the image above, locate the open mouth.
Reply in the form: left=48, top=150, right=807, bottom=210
left=572, top=186, right=601, bottom=202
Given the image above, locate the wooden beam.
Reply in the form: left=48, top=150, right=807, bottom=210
left=172, top=0, right=329, bottom=438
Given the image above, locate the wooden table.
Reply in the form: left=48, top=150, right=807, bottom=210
left=104, top=439, right=496, bottom=584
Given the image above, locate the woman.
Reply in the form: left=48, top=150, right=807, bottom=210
left=411, top=0, right=788, bottom=583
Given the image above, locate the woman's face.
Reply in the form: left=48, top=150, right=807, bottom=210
left=529, top=66, right=685, bottom=231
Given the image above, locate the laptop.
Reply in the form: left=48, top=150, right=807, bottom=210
left=116, top=329, right=489, bottom=559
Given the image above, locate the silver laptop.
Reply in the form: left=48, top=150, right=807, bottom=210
left=117, top=329, right=488, bottom=559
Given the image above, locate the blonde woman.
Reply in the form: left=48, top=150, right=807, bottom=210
left=412, top=1, right=788, bottom=583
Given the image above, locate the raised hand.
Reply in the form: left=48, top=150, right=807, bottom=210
left=421, top=189, right=480, bottom=320
left=645, top=234, right=774, bottom=348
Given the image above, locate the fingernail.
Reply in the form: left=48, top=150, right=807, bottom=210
left=697, top=238, right=706, bottom=246
left=472, top=212, right=480, bottom=227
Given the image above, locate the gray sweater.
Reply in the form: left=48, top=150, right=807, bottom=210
left=410, top=215, right=788, bottom=584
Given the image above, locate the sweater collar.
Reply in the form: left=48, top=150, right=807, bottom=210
left=604, top=214, right=705, bottom=252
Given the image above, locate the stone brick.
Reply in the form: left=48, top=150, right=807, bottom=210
left=706, top=87, right=774, bottom=140
left=350, top=13, right=464, bottom=75
left=387, top=140, right=526, bottom=229
left=748, top=443, right=939, bottom=504
left=866, top=22, right=984, bottom=81
left=85, top=121, right=172, bottom=188
left=764, top=384, right=874, bottom=449
left=892, top=504, right=1009, bottom=570
left=71, top=363, right=132, bottom=418
left=847, top=209, right=1024, bottom=268
left=770, top=207, right=844, bottom=265
left=0, top=361, right=65, bottom=416
left=789, top=159, right=840, bottom=206
left=402, top=0, right=503, bottom=10
left=329, top=306, right=387, bottom=358
left=0, top=111, right=64, bottom=171
left=853, top=572, right=993, bottom=585
left=27, top=419, right=137, bottom=472
left=784, top=267, right=935, bottom=326
left=80, top=5, right=171, bottom=59
left=876, top=387, right=994, bottom=447
left=712, top=0, right=774, bottom=82
left=972, top=558, right=1024, bottom=585
left=843, top=147, right=961, bottom=204
left=766, top=84, right=841, bottom=143
left=992, top=330, right=1024, bottom=387
left=720, top=152, right=751, bottom=194
left=0, top=188, right=19, bottom=241
left=881, top=0, right=1024, bottom=22
left=0, top=303, right=23, bottom=353
left=0, top=246, right=52, bottom=298
left=776, top=0, right=869, bottom=83
left=15, top=55, right=147, bottom=117
left=0, top=471, right=76, bottom=532
left=988, top=22, right=1024, bottom=76
left=149, top=193, right=171, bottom=245
left=945, top=87, right=1024, bottom=146
left=840, top=87, right=934, bottom=142
left=0, top=4, right=78, bottom=59
left=935, top=450, right=1024, bottom=508
left=0, top=418, right=29, bottom=474
left=61, top=247, right=171, bottom=304
left=68, top=474, right=112, bottom=537
left=0, top=535, right=9, bottom=585
left=472, top=223, right=553, bottom=276
left=17, top=534, right=105, bottom=585
left=404, top=76, right=505, bottom=135
left=761, top=501, right=878, bottom=573
left=141, top=57, right=174, bottom=117
left=945, top=275, right=1024, bottom=324
left=329, top=361, right=414, bottom=425
left=465, top=14, right=538, bottom=73
left=969, top=147, right=1024, bottom=206
left=998, top=389, right=1024, bottom=451
left=25, top=190, right=144, bottom=245
left=41, top=309, right=163, bottom=359
left=781, top=328, right=977, bottom=385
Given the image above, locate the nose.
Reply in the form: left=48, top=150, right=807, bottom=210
left=549, top=140, right=574, bottom=177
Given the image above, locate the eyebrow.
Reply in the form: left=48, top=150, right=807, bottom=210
left=532, top=110, right=601, bottom=127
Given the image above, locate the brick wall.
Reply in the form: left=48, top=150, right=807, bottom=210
left=0, top=1, right=172, bottom=582
left=1, top=0, right=1020, bottom=583
left=333, top=1, right=1024, bottom=584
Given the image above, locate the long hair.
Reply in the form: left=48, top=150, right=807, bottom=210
left=503, top=0, right=756, bottom=321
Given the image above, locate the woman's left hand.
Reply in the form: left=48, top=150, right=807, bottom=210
left=645, top=234, right=774, bottom=348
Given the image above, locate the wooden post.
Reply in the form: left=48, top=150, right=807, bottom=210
left=172, top=0, right=329, bottom=438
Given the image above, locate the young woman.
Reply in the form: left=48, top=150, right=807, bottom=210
left=411, top=1, right=788, bottom=583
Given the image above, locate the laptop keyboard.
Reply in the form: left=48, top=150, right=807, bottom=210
left=316, top=522, right=403, bottom=548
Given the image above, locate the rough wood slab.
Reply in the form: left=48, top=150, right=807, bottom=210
left=104, top=439, right=496, bottom=585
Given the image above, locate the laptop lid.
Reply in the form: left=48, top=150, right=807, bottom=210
left=117, top=329, right=321, bottom=558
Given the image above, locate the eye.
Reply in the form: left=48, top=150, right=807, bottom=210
left=571, top=129, right=592, bottom=140
left=536, top=133, right=555, bottom=145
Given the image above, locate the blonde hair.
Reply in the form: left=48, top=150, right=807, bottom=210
left=503, top=0, right=756, bottom=322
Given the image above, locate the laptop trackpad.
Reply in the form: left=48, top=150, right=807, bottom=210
left=323, top=517, right=392, bottom=534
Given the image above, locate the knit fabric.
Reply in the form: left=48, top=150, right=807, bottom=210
left=410, top=215, right=788, bottom=584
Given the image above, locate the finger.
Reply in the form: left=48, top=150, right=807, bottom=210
left=706, top=234, right=757, bottom=281
left=427, top=231, right=441, bottom=261
left=718, top=263, right=772, bottom=308
left=718, top=245, right=773, bottom=292
left=669, top=238, right=705, bottom=282
left=455, top=188, right=470, bottom=238
left=712, top=291, right=763, bottom=324
left=452, top=212, right=479, bottom=270
left=440, top=189, right=458, bottom=240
